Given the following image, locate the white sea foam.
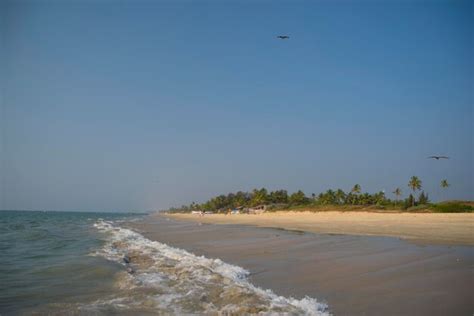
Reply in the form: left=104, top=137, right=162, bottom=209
left=92, top=220, right=331, bottom=315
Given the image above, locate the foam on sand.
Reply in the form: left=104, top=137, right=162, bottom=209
left=91, top=220, right=330, bottom=315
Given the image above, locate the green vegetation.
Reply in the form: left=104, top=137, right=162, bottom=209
left=430, top=201, right=473, bottom=213
left=408, top=176, right=422, bottom=206
left=418, top=191, right=429, bottom=205
left=168, top=176, right=472, bottom=213
left=167, top=176, right=471, bottom=214
left=440, top=179, right=449, bottom=201
left=441, top=179, right=449, bottom=189
left=393, top=188, right=402, bottom=201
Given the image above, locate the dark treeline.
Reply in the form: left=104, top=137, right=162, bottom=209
left=168, top=181, right=432, bottom=213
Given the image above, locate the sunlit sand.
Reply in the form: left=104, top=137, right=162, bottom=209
left=167, top=211, right=474, bottom=245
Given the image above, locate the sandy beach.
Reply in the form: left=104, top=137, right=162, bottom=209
left=127, top=213, right=474, bottom=316
left=167, top=211, right=474, bottom=245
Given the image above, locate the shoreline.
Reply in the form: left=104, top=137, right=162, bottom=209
left=164, top=211, right=474, bottom=246
left=128, top=214, right=474, bottom=315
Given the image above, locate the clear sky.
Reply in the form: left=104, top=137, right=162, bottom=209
left=1, top=0, right=472, bottom=211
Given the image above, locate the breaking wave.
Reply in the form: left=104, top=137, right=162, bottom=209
left=89, top=220, right=330, bottom=315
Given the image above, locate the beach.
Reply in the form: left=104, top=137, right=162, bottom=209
left=126, top=212, right=474, bottom=315
left=167, top=211, right=474, bottom=245
left=3, top=212, right=332, bottom=315
left=2, top=210, right=471, bottom=315
left=4, top=0, right=473, bottom=314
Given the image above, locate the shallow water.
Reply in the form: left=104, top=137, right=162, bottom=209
left=0, top=211, right=329, bottom=315
left=0, top=211, right=141, bottom=314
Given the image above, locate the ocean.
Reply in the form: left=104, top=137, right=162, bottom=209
left=0, top=211, right=329, bottom=315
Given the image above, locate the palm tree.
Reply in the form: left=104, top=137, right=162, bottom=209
left=350, top=184, right=361, bottom=204
left=335, top=189, right=346, bottom=205
left=393, top=187, right=402, bottom=202
left=351, top=184, right=361, bottom=194
left=408, top=176, right=422, bottom=206
left=440, top=179, right=449, bottom=189
left=440, top=179, right=449, bottom=201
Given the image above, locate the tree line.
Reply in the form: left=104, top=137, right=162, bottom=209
left=168, top=177, right=450, bottom=213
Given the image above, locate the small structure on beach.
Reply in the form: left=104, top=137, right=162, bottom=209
left=247, top=205, right=267, bottom=214
left=230, top=206, right=244, bottom=215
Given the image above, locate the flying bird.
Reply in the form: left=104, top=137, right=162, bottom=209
left=428, top=156, right=449, bottom=160
left=277, top=35, right=290, bottom=39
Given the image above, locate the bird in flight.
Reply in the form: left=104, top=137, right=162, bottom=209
left=277, top=35, right=290, bottom=39
left=428, top=156, right=449, bottom=160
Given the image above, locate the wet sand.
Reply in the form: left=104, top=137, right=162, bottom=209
left=128, top=214, right=473, bottom=316
left=168, top=211, right=474, bottom=245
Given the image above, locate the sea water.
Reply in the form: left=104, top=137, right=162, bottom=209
left=0, top=211, right=329, bottom=315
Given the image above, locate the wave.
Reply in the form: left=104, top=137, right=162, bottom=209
left=91, top=220, right=330, bottom=315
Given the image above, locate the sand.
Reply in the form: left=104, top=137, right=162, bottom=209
left=128, top=214, right=474, bottom=316
left=167, top=211, right=474, bottom=245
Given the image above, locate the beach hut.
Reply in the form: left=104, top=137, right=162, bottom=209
left=230, top=206, right=243, bottom=215
left=248, top=205, right=267, bottom=214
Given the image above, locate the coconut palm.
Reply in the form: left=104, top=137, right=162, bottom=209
left=351, top=184, right=361, bottom=194
left=350, top=184, right=361, bottom=204
left=440, top=179, right=449, bottom=189
left=335, top=189, right=346, bottom=205
left=393, top=187, right=402, bottom=201
left=408, top=176, right=422, bottom=206
left=440, top=179, right=449, bottom=201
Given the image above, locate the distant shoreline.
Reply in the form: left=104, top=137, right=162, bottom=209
left=164, top=211, right=474, bottom=246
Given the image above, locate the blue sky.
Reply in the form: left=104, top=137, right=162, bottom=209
left=1, top=0, right=472, bottom=211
